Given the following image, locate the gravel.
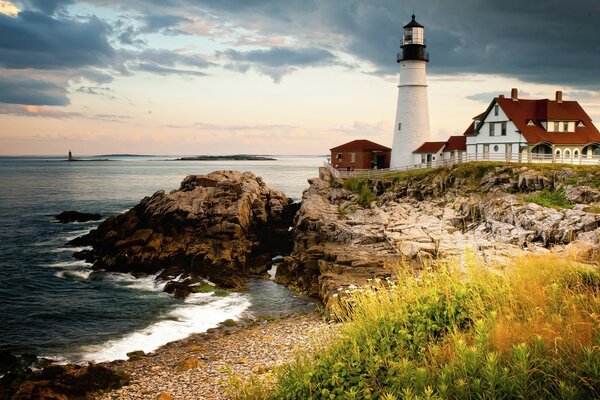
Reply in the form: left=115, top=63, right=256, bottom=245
left=92, top=313, right=338, bottom=400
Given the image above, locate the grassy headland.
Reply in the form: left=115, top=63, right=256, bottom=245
left=233, top=254, right=600, bottom=399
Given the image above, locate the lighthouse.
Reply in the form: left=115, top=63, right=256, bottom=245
left=390, top=15, right=431, bottom=168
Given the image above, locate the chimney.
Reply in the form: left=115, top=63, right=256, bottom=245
left=499, top=94, right=505, bottom=99
left=511, top=88, right=518, bottom=101
left=556, top=90, right=563, bottom=103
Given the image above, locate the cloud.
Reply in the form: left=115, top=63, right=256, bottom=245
left=0, top=77, right=69, bottom=105
left=136, top=63, right=207, bottom=76
left=221, top=46, right=338, bottom=82
left=137, top=0, right=600, bottom=89
left=0, top=104, right=81, bottom=117
left=20, top=0, right=72, bottom=15
left=142, top=14, right=191, bottom=34
left=130, top=48, right=214, bottom=76
left=0, top=11, right=114, bottom=70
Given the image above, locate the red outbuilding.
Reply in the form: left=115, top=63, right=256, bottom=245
left=330, top=139, right=391, bottom=170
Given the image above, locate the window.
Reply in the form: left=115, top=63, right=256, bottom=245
left=574, top=150, right=579, bottom=157
left=336, top=153, right=343, bottom=160
left=350, top=153, right=356, bottom=163
left=527, top=120, right=535, bottom=126
left=489, top=123, right=496, bottom=136
left=501, top=122, right=507, bottom=136
left=563, top=122, right=569, bottom=132
left=554, top=121, right=560, bottom=132
left=493, top=145, right=499, bottom=152
left=565, top=149, right=571, bottom=157
left=398, top=123, right=402, bottom=131
left=578, top=121, right=586, bottom=128
left=494, top=105, right=499, bottom=116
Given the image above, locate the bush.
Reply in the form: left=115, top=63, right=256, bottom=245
left=525, top=189, right=574, bottom=209
left=235, top=255, right=600, bottom=399
left=343, top=178, right=374, bottom=208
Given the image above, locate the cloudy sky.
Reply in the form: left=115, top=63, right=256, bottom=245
left=1, top=0, right=599, bottom=155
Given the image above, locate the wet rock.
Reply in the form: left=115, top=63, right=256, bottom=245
left=2, top=363, right=127, bottom=400
left=55, top=211, right=102, bottom=223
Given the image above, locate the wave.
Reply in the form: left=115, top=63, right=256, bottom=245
left=47, top=260, right=91, bottom=269
left=76, top=293, right=251, bottom=362
left=54, top=269, right=93, bottom=280
left=50, top=246, right=92, bottom=253
left=102, top=272, right=168, bottom=292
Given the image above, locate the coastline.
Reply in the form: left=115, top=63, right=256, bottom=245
left=92, top=312, right=338, bottom=400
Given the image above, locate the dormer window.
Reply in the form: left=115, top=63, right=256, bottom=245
left=553, top=121, right=560, bottom=132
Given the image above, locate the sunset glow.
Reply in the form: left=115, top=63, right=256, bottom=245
left=0, top=1, right=598, bottom=155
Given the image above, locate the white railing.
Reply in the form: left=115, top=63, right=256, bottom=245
left=324, top=153, right=600, bottom=180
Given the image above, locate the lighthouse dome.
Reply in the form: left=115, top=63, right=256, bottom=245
left=403, top=15, right=424, bottom=29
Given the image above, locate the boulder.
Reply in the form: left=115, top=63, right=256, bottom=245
left=55, top=211, right=102, bottom=223
left=70, top=171, right=294, bottom=293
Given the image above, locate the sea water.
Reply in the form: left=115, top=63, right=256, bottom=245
left=0, top=155, right=324, bottom=363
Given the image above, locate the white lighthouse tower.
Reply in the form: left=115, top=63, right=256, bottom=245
left=390, top=15, right=431, bottom=168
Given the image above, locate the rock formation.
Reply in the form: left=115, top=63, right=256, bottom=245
left=55, top=211, right=102, bottom=223
left=71, top=171, right=295, bottom=293
left=277, top=164, right=600, bottom=310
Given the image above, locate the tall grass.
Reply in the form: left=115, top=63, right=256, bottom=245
left=343, top=178, right=374, bottom=207
left=525, top=189, right=574, bottom=209
left=234, top=255, right=600, bottom=399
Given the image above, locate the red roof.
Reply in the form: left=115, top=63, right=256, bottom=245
left=462, top=121, right=477, bottom=136
left=445, top=135, right=467, bottom=151
left=330, top=139, right=391, bottom=152
left=413, top=141, right=446, bottom=154
left=480, top=97, right=600, bottom=145
left=473, top=112, right=485, bottom=120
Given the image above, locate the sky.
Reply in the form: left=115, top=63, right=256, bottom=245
left=0, top=0, right=599, bottom=155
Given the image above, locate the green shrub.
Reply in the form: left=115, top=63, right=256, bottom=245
left=235, top=255, right=600, bottom=399
left=343, top=178, right=374, bottom=207
left=525, top=189, right=574, bottom=209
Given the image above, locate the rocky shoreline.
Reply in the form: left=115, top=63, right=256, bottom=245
left=7, top=163, right=600, bottom=399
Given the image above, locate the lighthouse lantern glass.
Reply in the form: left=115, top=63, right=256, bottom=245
left=403, top=27, right=424, bottom=45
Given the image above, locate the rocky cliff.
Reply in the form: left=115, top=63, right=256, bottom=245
left=72, top=171, right=295, bottom=294
left=277, top=163, right=600, bottom=309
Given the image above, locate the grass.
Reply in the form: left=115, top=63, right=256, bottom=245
left=525, top=189, right=574, bottom=209
left=232, top=254, right=600, bottom=399
left=583, top=206, right=600, bottom=214
left=343, top=178, right=374, bottom=207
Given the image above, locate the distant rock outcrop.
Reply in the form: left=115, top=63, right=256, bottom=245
left=55, top=211, right=102, bottom=223
left=71, top=171, right=295, bottom=292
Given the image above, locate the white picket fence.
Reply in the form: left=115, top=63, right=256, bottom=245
left=325, top=153, right=600, bottom=180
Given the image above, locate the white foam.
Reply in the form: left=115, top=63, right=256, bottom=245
left=50, top=246, right=92, bottom=253
left=61, top=229, right=95, bottom=242
left=104, top=272, right=167, bottom=292
left=47, top=260, right=91, bottom=269
left=78, top=293, right=251, bottom=362
left=55, top=270, right=93, bottom=280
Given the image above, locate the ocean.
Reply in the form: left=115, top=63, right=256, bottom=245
left=0, top=155, right=324, bottom=363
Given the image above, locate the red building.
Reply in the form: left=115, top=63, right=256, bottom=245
left=330, top=139, right=391, bottom=170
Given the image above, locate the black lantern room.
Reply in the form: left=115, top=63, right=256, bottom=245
left=397, top=15, right=429, bottom=63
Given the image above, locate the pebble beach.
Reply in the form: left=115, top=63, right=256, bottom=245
left=93, top=313, right=339, bottom=400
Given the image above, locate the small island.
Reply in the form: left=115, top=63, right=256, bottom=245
left=174, top=155, right=276, bottom=161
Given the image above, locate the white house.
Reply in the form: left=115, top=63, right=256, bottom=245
left=465, top=88, right=600, bottom=163
left=413, top=135, right=467, bottom=166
